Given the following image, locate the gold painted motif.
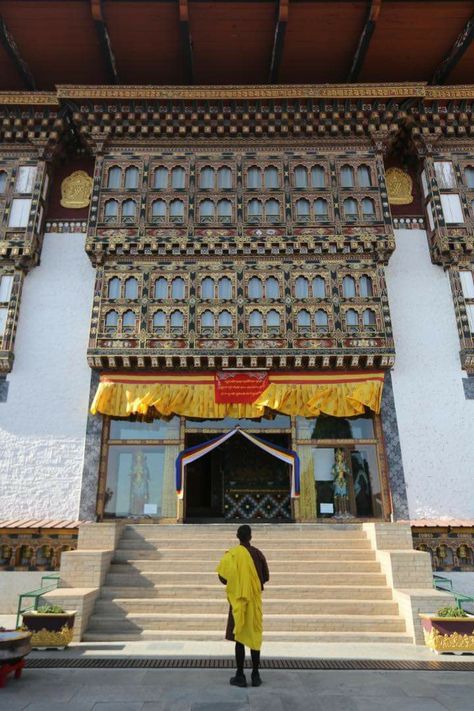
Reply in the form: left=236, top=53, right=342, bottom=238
left=24, top=624, right=74, bottom=648
left=385, top=168, right=413, bottom=205
left=60, top=171, right=93, bottom=209
left=423, top=627, right=474, bottom=653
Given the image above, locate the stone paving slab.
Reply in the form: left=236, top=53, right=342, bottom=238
left=0, top=668, right=473, bottom=710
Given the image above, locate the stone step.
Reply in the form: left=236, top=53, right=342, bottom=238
left=105, top=571, right=387, bottom=586
left=99, top=584, right=394, bottom=600
left=93, top=598, right=400, bottom=616
left=123, top=523, right=365, bottom=535
left=82, top=629, right=412, bottom=644
left=88, top=612, right=406, bottom=633
left=113, top=548, right=376, bottom=562
left=109, top=560, right=381, bottom=574
left=117, top=538, right=372, bottom=550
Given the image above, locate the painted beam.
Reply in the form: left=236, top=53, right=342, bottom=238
left=268, top=0, right=288, bottom=84
left=0, top=15, right=36, bottom=90
left=431, top=14, right=474, bottom=85
left=90, top=0, right=119, bottom=85
left=347, top=0, right=381, bottom=83
left=179, top=0, right=194, bottom=84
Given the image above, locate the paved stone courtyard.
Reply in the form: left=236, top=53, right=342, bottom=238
left=1, top=668, right=473, bottom=711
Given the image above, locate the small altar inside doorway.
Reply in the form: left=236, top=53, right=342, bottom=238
left=185, top=431, right=292, bottom=521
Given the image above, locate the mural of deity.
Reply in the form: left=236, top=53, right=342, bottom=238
left=332, top=447, right=351, bottom=518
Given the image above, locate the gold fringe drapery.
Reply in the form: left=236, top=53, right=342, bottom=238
left=91, top=371, right=384, bottom=419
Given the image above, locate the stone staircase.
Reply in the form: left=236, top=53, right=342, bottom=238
left=83, top=523, right=413, bottom=644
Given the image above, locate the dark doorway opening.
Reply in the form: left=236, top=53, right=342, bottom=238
left=184, top=432, right=292, bottom=522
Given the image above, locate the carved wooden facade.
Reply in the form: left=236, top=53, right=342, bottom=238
left=0, top=94, right=62, bottom=372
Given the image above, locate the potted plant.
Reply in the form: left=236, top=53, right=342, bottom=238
left=420, top=606, right=474, bottom=654
left=21, top=605, right=76, bottom=649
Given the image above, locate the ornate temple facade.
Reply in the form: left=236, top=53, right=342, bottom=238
left=0, top=83, right=473, bottom=553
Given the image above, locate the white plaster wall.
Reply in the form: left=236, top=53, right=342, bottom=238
left=386, top=229, right=474, bottom=520
left=0, top=233, right=95, bottom=519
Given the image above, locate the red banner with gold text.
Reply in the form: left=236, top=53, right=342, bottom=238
left=214, top=371, right=270, bottom=404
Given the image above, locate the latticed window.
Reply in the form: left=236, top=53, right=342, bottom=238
left=201, top=310, right=214, bottom=333
left=247, top=167, right=262, bottom=189
left=343, top=276, right=356, bottom=297
left=435, top=161, right=456, bottom=189
left=248, top=199, right=263, bottom=222
left=107, top=277, right=120, bottom=299
left=311, top=165, right=325, bottom=188
left=295, top=276, right=309, bottom=298
left=360, top=275, right=373, bottom=297
left=154, top=167, right=168, bottom=189
left=315, top=198, right=328, bottom=220
left=218, top=167, right=232, bottom=189
left=265, top=277, right=279, bottom=299
left=363, top=309, right=377, bottom=330
left=315, top=309, right=328, bottom=331
left=200, top=167, right=215, bottom=189
left=201, top=277, right=215, bottom=299
left=249, top=310, right=263, bottom=332
left=294, top=165, right=308, bottom=188
left=297, top=309, right=311, bottom=333
left=362, top=198, right=376, bottom=220
left=154, top=277, right=168, bottom=299
left=217, top=199, right=232, bottom=223
left=0, top=171, right=7, bottom=193
left=170, top=310, right=184, bottom=334
left=248, top=277, right=263, bottom=299
left=169, top=199, right=184, bottom=222
left=343, top=198, right=358, bottom=220
left=124, top=166, right=139, bottom=189
left=151, top=199, right=166, bottom=222
left=171, top=167, right=185, bottom=189
left=460, top=271, right=474, bottom=333
left=340, top=165, right=355, bottom=188
left=346, top=309, right=359, bottom=331
left=267, top=309, right=280, bottom=334
left=312, top=276, right=325, bottom=298
left=107, top=166, right=121, bottom=188
left=122, top=310, right=136, bottom=333
left=171, top=277, right=185, bottom=299
left=15, top=166, right=36, bottom=193
left=153, top=310, right=166, bottom=334
left=104, top=199, right=119, bottom=222
left=264, top=167, right=279, bottom=189
left=122, top=199, right=137, bottom=223
left=296, top=198, right=310, bottom=221
left=199, top=199, right=215, bottom=222
left=265, top=199, right=280, bottom=222
left=218, top=310, right=232, bottom=333
left=0, top=275, right=13, bottom=303
left=358, top=165, right=372, bottom=188
left=105, top=310, right=119, bottom=333
left=218, top=277, right=232, bottom=299
left=464, top=166, right=474, bottom=189
left=124, top=277, right=138, bottom=299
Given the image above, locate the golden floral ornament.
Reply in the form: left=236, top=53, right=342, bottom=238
left=423, top=627, right=474, bottom=653
left=385, top=167, right=413, bottom=205
left=22, top=624, right=74, bottom=649
left=60, top=170, right=93, bottom=209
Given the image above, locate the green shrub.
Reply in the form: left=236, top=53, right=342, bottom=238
left=437, top=606, right=468, bottom=618
left=36, top=605, right=66, bottom=614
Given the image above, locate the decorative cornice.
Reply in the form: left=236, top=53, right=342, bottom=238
left=0, top=92, right=59, bottom=106
left=425, top=85, right=474, bottom=100
left=57, top=82, right=427, bottom=101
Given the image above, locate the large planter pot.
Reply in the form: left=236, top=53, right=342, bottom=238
left=21, top=611, right=76, bottom=649
left=420, top=614, right=474, bottom=654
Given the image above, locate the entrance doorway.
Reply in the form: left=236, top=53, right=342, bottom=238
left=185, top=432, right=292, bottom=522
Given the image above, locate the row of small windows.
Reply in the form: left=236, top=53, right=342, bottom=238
left=0, top=166, right=37, bottom=195
left=105, top=163, right=374, bottom=191
left=106, top=275, right=373, bottom=300
left=103, top=307, right=376, bottom=335
left=102, top=196, right=376, bottom=224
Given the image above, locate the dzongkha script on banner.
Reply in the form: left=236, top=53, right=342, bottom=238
left=214, top=371, right=270, bottom=404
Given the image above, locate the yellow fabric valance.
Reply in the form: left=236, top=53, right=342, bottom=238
left=91, top=371, right=384, bottom=420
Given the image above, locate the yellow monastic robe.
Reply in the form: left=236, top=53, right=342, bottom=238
left=216, top=544, right=263, bottom=651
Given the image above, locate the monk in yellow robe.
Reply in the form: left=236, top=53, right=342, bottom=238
left=216, top=524, right=269, bottom=688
